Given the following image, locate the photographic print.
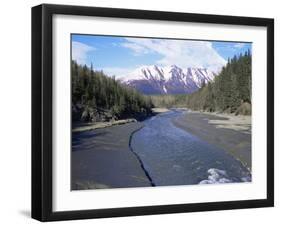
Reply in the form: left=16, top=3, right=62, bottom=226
left=32, top=4, right=273, bottom=221
left=71, top=35, right=252, bottom=190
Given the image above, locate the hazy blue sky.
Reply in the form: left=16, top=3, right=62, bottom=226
left=72, top=34, right=252, bottom=77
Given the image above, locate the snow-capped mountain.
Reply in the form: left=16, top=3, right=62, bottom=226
left=120, top=65, right=218, bottom=94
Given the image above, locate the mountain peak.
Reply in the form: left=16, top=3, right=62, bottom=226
left=121, top=65, right=218, bottom=95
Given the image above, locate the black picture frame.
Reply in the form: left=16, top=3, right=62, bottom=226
left=32, top=3, right=274, bottom=222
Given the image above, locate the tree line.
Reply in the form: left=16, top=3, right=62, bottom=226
left=151, top=51, right=252, bottom=115
left=72, top=60, right=153, bottom=122
left=186, top=50, right=251, bottom=114
left=150, top=94, right=187, bottom=108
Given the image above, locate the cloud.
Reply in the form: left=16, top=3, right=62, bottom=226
left=121, top=42, right=150, bottom=55
left=101, top=67, right=135, bottom=78
left=234, top=43, right=246, bottom=49
left=72, top=41, right=95, bottom=65
left=121, top=38, right=226, bottom=72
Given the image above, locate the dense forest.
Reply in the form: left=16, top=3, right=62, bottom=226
left=72, top=50, right=251, bottom=123
left=72, top=61, right=153, bottom=123
left=186, top=50, right=251, bottom=114
left=150, top=94, right=187, bottom=108
left=151, top=51, right=252, bottom=115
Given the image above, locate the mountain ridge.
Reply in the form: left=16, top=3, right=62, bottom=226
left=120, top=65, right=218, bottom=95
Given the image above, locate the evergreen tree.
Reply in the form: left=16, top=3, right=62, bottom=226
left=71, top=60, right=153, bottom=122
left=185, top=50, right=252, bottom=114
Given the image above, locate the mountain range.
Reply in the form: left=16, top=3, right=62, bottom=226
left=120, top=65, right=218, bottom=95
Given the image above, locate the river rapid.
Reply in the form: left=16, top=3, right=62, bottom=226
left=130, top=109, right=251, bottom=186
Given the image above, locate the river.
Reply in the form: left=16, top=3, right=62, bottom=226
left=130, top=109, right=251, bottom=186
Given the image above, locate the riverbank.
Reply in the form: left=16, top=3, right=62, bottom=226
left=172, top=111, right=252, bottom=170
left=72, top=121, right=152, bottom=190
left=73, top=108, right=170, bottom=133
left=195, top=111, right=251, bottom=134
left=72, top=118, right=137, bottom=133
left=151, top=107, right=170, bottom=114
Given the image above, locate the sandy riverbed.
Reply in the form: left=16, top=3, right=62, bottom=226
left=151, top=107, right=170, bottom=113
left=72, top=109, right=252, bottom=190
left=172, top=111, right=251, bottom=170
left=71, top=122, right=152, bottom=190
left=72, top=118, right=137, bottom=133
left=194, top=111, right=251, bottom=134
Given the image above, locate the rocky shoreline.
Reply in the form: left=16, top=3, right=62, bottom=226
left=72, top=118, right=137, bottom=133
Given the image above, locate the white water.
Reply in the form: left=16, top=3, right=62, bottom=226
left=131, top=110, right=252, bottom=186
left=199, top=168, right=232, bottom=184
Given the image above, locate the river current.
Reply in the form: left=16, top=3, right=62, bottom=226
left=131, top=110, right=251, bottom=186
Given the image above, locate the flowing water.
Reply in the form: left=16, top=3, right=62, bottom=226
left=131, top=110, right=251, bottom=186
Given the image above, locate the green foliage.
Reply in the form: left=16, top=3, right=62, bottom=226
left=72, top=61, right=153, bottom=122
left=186, top=51, right=252, bottom=114
left=150, top=51, right=252, bottom=115
left=150, top=94, right=187, bottom=108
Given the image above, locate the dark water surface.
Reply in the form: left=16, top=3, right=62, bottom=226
left=131, top=110, right=251, bottom=186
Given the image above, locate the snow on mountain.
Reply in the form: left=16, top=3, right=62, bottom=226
left=120, top=65, right=218, bottom=95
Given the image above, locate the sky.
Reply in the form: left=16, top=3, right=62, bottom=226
left=72, top=34, right=252, bottom=78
